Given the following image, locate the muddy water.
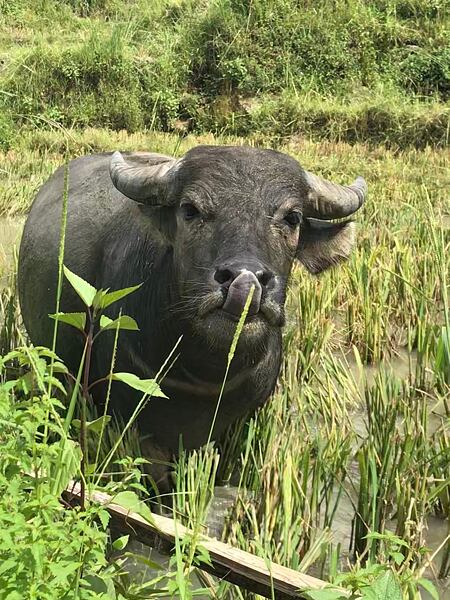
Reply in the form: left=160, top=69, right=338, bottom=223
left=326, top=351, right=449, bottom=597
left=339, top=348, right=447, bottom=436
left=123, top=485, right=449, bottom=598
left=210, top=489, right=450, bottom=583
left=120, top=356, right=449, bottom=596
left=2, top=216, right=448, bottom=596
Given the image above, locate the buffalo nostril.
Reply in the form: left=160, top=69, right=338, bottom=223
left=214, top=268, right=234, bottom=285
left=222, top=270, right=262, bottom=317
left=256, top=270, right=274, bottom=287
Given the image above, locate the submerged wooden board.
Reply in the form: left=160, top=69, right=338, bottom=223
left=64, top=481, right=348, bottom=599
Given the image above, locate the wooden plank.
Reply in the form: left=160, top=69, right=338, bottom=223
left=64, top=481, right=348, bottom=599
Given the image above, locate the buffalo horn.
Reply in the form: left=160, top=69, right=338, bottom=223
left=304, top=172, right=367, bottom=219
left=110, top=151, right=178, bottom=204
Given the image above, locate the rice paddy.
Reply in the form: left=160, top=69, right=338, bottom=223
left=0, top=124, right=448, bottom=598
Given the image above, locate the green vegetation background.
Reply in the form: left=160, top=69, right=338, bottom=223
left=0, top=0, right=449, bottom=150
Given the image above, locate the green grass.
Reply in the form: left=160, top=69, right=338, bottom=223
left=0, top=0, right=449, bottom=148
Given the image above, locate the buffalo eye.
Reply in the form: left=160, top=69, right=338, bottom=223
left=283, top=211, right=301, bottom=228
left=180, top=203, right=200, bottom=221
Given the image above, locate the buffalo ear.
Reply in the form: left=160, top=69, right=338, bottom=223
left=297, top=219, right=356, bottom=274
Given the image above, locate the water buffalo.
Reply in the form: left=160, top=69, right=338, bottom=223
left=19, top=145, right=366, bottom=463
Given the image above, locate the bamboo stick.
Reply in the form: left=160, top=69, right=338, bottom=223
left=64, top=481, right=348, bottom=599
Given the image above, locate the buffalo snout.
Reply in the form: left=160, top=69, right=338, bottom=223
left=214, top=265, right=274, bottom=318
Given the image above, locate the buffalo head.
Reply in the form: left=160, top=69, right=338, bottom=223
left=110, top=146, right=366, bottom=349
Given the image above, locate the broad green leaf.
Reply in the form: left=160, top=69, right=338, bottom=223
left=99, top=284, right=143, bottom=309
left=99, top=315, right=139, bottom=332
left=195, top=545, right=213, bottom=568
left=51, top=361, right=69, bottom=374
left=43, top=375, right=67, bottom=395
left=72, top=415, right=111, bottom=434
left=49, top=561, right=82, bottom=584
left=0, top=350, right=23, bottom=364
left=3, top=591, right=22, bottom=600
left=92, top=288, right=109, bottom=310
left=83, top=573, right=117, bottom=597
left=85, top=463, right=96, bottom=476
left=114, top=315, right=139, bottom=331
left=390, top=551, right=404, bottom=565
left=34, top=347, right=61, bottom=359
left=97, top=508, right=111, bottom=530
left=304, top=589, right=348, bottom=600
left=418, top=578, right=440, bottom=600
left=49, top=312, right=86, bottom=331
left=2, top=379, right=18, bottom=392
left=360, top=588, right=377, bottom=600
left=111, top=372, right=168, bottom=398
left=0, top=559, right=15, bottom=576
left=365, top=532, right=409, bottom=548
left=63, top=265, right=97, bottom=307
left=100, top=315, right=113, bottom=327
left=368, top=570, right=402, bottom=600
left=111, top=490, right=154, bottom=525
left=112, top=535, right=129, bottom=551
left=18, top=371, right=34, bottom=395
left=86, top=414, right=111, bottom=433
